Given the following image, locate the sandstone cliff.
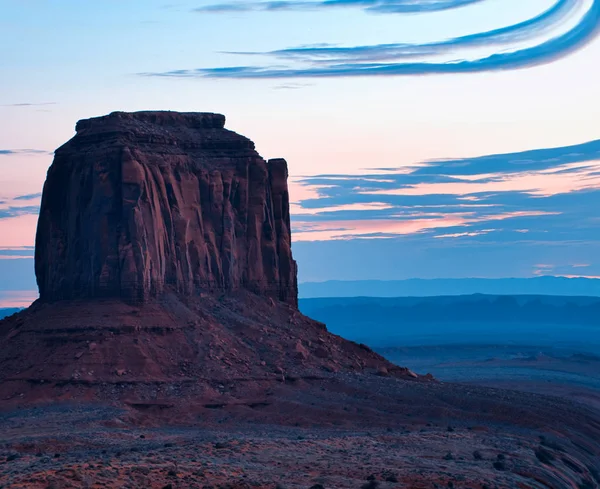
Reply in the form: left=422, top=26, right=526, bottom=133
left=35, top=111, right=297, bottom=306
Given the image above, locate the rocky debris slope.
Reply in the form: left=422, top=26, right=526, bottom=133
left=1, top=383, right=599, bottom=489
left=35, top=111, right=297, bottom=305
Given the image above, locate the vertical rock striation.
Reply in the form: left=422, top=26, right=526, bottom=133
left=35, top=111, right=298, bottom=306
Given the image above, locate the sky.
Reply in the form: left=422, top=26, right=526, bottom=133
left=1, top=0, right=600, bottom=306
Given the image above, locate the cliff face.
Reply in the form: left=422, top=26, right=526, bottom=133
left=35, top=111, right=297, bottom=306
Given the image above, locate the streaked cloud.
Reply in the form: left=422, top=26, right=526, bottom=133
left=0, top=102, right=56, bottom=107
left=289, top=137, right=600, bottom=246
left=0, top=149, right=51, bottom=156
left=144, top=0, right=600, bottom=79
left=293, top=210, right=557, bottom=241
left=434, top=229, right=496, bottom=239
left=0, top=246, right=35, bottom=260
left=0, top=194, right=41, bottom=249
left=12, top=193, right=42, bottom=201
left=0, top=193, right=42, bottom=220
left=272, top=83, right=313, bottom=90
left=0, top=290, right=38, bottom=308
left=195, top=0, right=485, bottom=14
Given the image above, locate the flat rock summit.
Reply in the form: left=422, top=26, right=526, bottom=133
left=0, top=111, right=598, bottom=488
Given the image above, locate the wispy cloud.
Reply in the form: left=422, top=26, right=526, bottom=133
left=0, top=290, right=38, bottom=308
left=12, top=193, right=42, bottom=201
left=0, top=194, right=42, bottom=221
left=143, top=0, right=600, bottom=79
left=434, top=229, right=496, bottom=239
left=289, top=137, right=600, bottom=242
left=195, top=0, right=484, bottom=14
left=0, top=206, right=41, bottom=220
left=272, top=82, right=313, bottom=90
left=0, top=102, right=56, bottom=107
left=0, top=149, right=51, bottom=156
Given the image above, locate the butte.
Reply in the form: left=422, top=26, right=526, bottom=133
left=0, top=111, right=417, bottom=406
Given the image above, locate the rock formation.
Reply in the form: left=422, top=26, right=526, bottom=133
left=35, top=111, right=297, bottom=306
left=0, top=111, right=416, bottom=403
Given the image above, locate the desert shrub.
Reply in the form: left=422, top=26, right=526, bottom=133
left=493, top=461, right=506, bottom=471
left=473, top=450, right=483, bottom=461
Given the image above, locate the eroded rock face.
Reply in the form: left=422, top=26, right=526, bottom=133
left=35, top=111, right=297, bottom=305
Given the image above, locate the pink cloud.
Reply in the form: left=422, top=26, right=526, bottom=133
left=362, top=161, right=600, bottom=198
left=291, top=201, right=394, bottom=216
left=0, top=290, right=38, bottom=308
left=293, top=210, right=555, bottom=242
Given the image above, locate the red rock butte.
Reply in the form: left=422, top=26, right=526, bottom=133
left=35, top=111, right=297, bottom=306
left=0, top=110, right=416, bottom=403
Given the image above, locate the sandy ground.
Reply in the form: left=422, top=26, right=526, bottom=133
left=1, top=374, right=599, bottom=489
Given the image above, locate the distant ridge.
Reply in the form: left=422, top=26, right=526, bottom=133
left=0, top=308, right=21, bottom=320
left=299, top=276, right=600, bottom=298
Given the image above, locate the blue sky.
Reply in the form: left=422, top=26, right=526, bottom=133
left=1, top=0, right=600, bottom=305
